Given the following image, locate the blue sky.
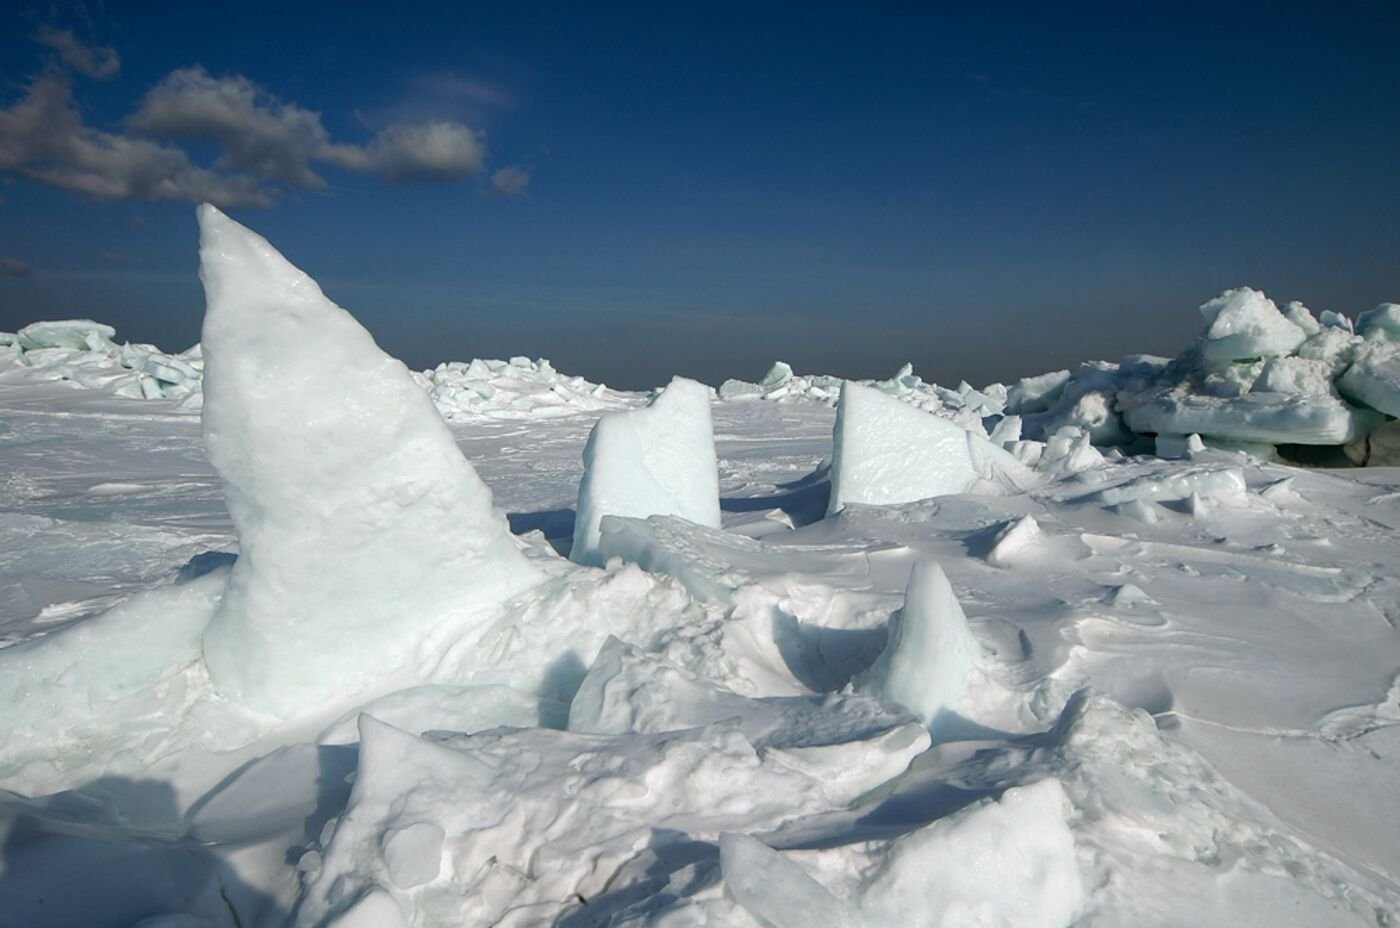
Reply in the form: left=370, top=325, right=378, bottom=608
left=1, top=2, right=1397, bottom=389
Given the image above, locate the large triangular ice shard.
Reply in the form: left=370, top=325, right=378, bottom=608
left=196, top=204, right=542, bottom=715
left=570, top=376, right=720, bottom=566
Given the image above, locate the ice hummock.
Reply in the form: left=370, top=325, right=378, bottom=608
left=571, top=376, right=721, bottom=566
left=196, top=204, right=543, bottom=713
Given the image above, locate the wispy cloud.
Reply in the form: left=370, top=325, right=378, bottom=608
left=489, top=165, right=531, bottom=197
left=1, top=257, right=32, bottom=277
left=410, top=72, right=516, bottom=110
left=34, top=25, right=121, bottom=80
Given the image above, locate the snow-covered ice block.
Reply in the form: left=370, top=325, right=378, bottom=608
left=1338, top=341, right=1400, bottom=418
left=195, top=204, right=542, bottom=715
left=571, top=376, right=720, bottom=566
left=1198, top=288, right=1306, bottom=364
left=1357, top=303, right=1400, bottom=342
left=856, top=562, right=980, bottom=734
left=15, top=319, right=117, bottom=351
left=828, top=382, right=1032, bottom=513
left=1251, top=356, right=1336, bottom=396
left=858, top=778, right=1084, bottom=928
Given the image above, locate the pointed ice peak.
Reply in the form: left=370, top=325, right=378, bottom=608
left=196, top=206, right=542, bottom=715
left=857, top=562, right=980, bottom=735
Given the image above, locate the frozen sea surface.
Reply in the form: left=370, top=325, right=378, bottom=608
left=0, top=374, right=1397, bottom=926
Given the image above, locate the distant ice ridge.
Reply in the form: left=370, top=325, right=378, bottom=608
left=720, top=359, right=996, bottom=433
left=0, top=319, right=205, bottom=406
left=0, top=324, right=636, bottom=420
left=718, top=287, right=1400, bottom=464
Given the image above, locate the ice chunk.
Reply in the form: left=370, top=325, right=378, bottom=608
left=1282, top=301, right=1322, bottom=336
left=15, top=319, right=117, bottom=351
left=1198, top=288, right=1307, bottom=363
left=858, top=779, right=1084, bottom=928
left=856, top=562, right=979, bottom=734
left=1121, top=388, right=1381, bottom=445
left=1338, top=341, right=1400, bottom=418
left=720, top=833, right=856, bottom=928
left=988, top=413, right=1022, bottom=446
left=760, top=360, right=794, bottom=387
left=0, top=567, right=230, bottom=757
left=571, top=376, right=720, bottom=566
left=1037, top=426, right=1105, bottom=478
left=828, top=382, right=1032, bottom=513
left=1251, top=356, right=1335, bottom=396
left=1357, top=303, right=1400, bottom=341
left=985, top=514, right=1041, bottom=567
left=1005, top=369, right=1071, bottom=415
left=195, top=204, right=542, bottom=714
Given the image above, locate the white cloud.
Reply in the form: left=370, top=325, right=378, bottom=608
left=34, top=25, right=121, bottom=81
left=129, top=68, right=340, bottom=188
left=490, top=165, right=531, bottom=197
left=0, top=74, right=270, bottom=207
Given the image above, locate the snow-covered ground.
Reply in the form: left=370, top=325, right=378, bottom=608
left=0, top=209, right=1397, bottom=927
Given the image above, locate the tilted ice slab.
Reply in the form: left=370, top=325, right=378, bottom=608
left=571, top=376, right=720, bottom=566
left=722, top=779, right=1084, bottom=928
left=0, top=566, right=231, bottom=772
left=196, top=204, right=543, bottom=715
left=1120, top=385, right=1382, bottom=445
left=828, top=382, right=1033, bottom=514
